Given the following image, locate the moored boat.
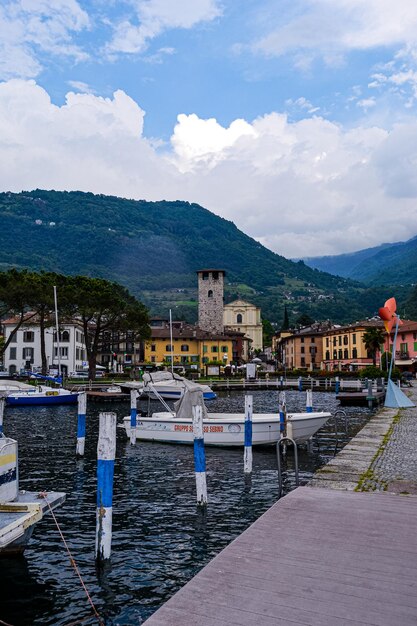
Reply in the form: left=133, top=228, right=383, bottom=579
left=122, top=411, right=331, bottom=446
left=4, top=385, right=78, bottom=406
left=124, top=371, right=217, bottom=401
left=121, top=382, right=331, bottom=446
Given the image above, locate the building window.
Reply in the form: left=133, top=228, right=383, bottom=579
left=301, top=337, right=304, bottom=343
left=9, top=347, right=16, bottom=360
left=400, top=343, right=408, bottom=354
left=221, top=346, right=228, bottom=352
left=333, top=337, right=337, bottom=346
left=333, top=349, right=337, bottom=359
left=325, top=350, right=330, bottom=360
left=338, top=336, right=342, bottom=346
left=211, top=346, right=218, bottom=353
left=151, top=344, right=156, bottom=352
left=208, top=290, right=213, bottom=298
left=202, top=272, right=209, bottom=280
left=23, top=331, right=34, bottom=342
left=166, top=344, right=173, bottom=352
left=300, top=357, right=305, bottom=367
left=352, top=334, right=356, bottom=344
left=352, top=348, right=357, bottom=358
left=151, top=356, right=156, bottom=363
left=202, top=357, right=209, bottom=363
left=236, top=314, right=243, bottom=324
left=326, top=338, right=329, bottom=347
left=338, top=349, right=343, bottom=359
left=212, top=271, right=219, bottom=280
left=22, top=347, right=34, bottom=360
left=311, top=337, right=315, bottom=343
left=61, top=330, right=70, bottom=342
left=9, top=334, right=16, bottom=343
left=301, top=346, right=305, bottom=354
left=344, top=349, right=349, bottom=358
left=180, top=356, right=188, bottom=364
left=343, top=335, right=348, bottom=345
left=180, top=344, right=188, bottom=352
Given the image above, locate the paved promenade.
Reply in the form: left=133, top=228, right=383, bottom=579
left=144, top=386, right=417, bottom=625
left=310, top=383, right=417, bottom=493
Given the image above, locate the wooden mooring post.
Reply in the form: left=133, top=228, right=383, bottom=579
left=306, top=389, right=313, bottom=413
left=96, top=412, right=116, bottom=562
left=0, top=397, right=4, bottom=436
left=76, top=392, right=87, bottom=456
left=244, top=395, right=253, bottom=474
left=130, top=389, right=139, bottom=445
left=192, top=405, right=207, bottom=506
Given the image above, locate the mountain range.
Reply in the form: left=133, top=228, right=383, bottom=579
left=0, top=189, right=409, bottom=325
left=303, top=236, right=417, bottom=285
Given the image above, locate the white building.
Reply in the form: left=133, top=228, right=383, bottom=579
left=223, top=299, right=263, bottom=362
left=2, top=317, right=87, bottom=377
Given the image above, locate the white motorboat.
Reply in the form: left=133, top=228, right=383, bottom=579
left=124, top=371, right=217, bottom=401
left=121, top=383, right=331, bottom=446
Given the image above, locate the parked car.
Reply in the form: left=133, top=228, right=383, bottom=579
left=69, top=371, right=89, bottom=379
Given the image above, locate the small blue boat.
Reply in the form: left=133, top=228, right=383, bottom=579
left=5, top=385, right=78, bottom=406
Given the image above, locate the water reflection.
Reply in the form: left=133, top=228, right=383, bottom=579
left=0, top=390, right=373, bottom=625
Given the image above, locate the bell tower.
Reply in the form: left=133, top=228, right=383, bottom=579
left=197, top=269, right=225, bottom=334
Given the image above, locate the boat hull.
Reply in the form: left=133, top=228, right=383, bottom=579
left=123, top=412, right=331, bottom=446
left=6, top=391, right=78, bottom=406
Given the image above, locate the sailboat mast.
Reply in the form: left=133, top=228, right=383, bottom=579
left=53, top=285, right=61, bottom=378
left=169, top=309, right=174, bottom=376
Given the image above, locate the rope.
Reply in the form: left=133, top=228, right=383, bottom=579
left=38, top=492, right=104, bottom=626
left=0, top=619, right=14, bottom=626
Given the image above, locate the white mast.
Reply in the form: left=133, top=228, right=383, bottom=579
left=169, top=309, right=174, bottom=375
left=53, top=285, right=61, bottom=379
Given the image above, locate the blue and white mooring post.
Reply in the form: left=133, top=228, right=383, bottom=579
left=192, top=404, right=207, bottom=506
left=130, top=389, right=139, bottom=445
left=306, top=389, right=313, bottom=413
left=298, top=376, right=303, bottom=391
left=279, top=391, right=286, bottom=437
left=0, top=397, right=4, bottom=436
left=335, top=376, right=340, bottom=394
left=244, top=394, right=253, bottom=474
left=96, top=411, right=116, bottom=561
left=76, top=392, right=87, bottom=456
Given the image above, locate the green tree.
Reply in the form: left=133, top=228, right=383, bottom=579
left=262, top=318, right=274, bottom=347
left=362, top=327, right=386, bottom=366
left=281, top=305, right=290, bottom=331
left=0, top=269, right=38, bottom=359
left=68, top=276, right=150, bottom=378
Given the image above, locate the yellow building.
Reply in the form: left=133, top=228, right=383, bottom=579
left=223, top=299, right=263, bottom=361
left=144, top=320, right=234, bottom=368
left=322, top=320, right=384, bottom=371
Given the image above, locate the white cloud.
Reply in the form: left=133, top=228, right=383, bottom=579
left=1, top=79, right=417, bottom=259
left=253, top=1, right=417, bottom=60
left=107, top=0, right=222, bottom=55
left=0, top=0, right=90, bottom=79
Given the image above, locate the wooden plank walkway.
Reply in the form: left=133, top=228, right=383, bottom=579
left=144, top=487, right=417, bottom=625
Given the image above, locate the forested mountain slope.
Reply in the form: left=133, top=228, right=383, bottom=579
left=0, top=190, right=401, bottom=323
left=304, top=237, right=417, bottom=285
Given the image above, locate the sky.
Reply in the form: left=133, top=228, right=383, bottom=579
left=2, top=1, right=417, bottom=259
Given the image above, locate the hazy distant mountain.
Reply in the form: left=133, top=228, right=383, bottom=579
left=304, top=237, right=417, bottom=285
left=0, top=190, right=400, bottom=323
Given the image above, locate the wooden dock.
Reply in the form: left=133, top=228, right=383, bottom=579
left=86, top=391, right=130, bottom=402
left=144, top=486, right=417, bottom=625
left=336, top=391, right=385, bottom=406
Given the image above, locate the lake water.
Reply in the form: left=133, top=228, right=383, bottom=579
left=0, top=390, right=373, bottom=625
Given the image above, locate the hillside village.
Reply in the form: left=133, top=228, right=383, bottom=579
left=1, top=268, right=416, bottom=379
